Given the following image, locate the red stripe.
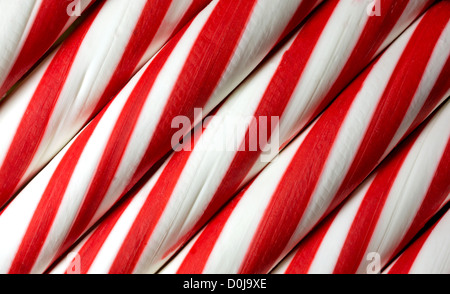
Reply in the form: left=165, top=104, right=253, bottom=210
left=92, top=0, right=173, bottom=114
left=8, top=107, right=106, bottom=274
left=311, top=0, right=410, bottom=120
left=386, top=213, right=443, bottom=274
left=332, top=131, right=419, bottom=274
left=237, top=69, right=370, bottom=274
left=190, top=0, right=339, bottom=248
left=330, top=6, right=450, bottom=210
left=56, top=29, right=186, bottom=260
left=0, top=3, right=104, bottom=208
left=284, top=208, right=339, bottom=274
left=390, top=139, right=450, bottom=261
left=0, top=0, right=78, bottom=95
left=176, top=192, right=244, bottom=274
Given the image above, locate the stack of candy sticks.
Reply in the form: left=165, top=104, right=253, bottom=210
left=50, top=0, right=439, bottom=274
left=0, top=0, right=322, bottom=274
left=158, top=5, right=450, bottom=273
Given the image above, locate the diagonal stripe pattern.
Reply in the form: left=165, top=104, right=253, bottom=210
left=0, top=0, right=321, bottom=274
left=51, top=0, right=438, bottom=275
left=159, top=6, right=450, bottom=273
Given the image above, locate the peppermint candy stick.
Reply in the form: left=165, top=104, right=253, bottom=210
left=0, top=0, right=321, bottom=274
left=0, top=0, right=94, bottom=97
left=159, top=7, right=450, bottom=274
left=383, top=207, right=450, bottom=274
left=272, top=100, right=450, bottom=274
left=51, top=0, right=437, bottom=274
left=0, top=0, right=211, bottom=208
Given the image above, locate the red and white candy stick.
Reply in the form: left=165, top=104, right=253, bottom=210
left=50, top=0, right=437, bottom=274
left=0, top=0, right=211, bottom=208
left=0, top=0, right=95, bottom=97
left=384, top=207, right=450, bottom=274
left=158, top=6, right=450, bottom=273
left=272, top=100, right=450, bottom=274
left=0, top=0, right=321, bottom=274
